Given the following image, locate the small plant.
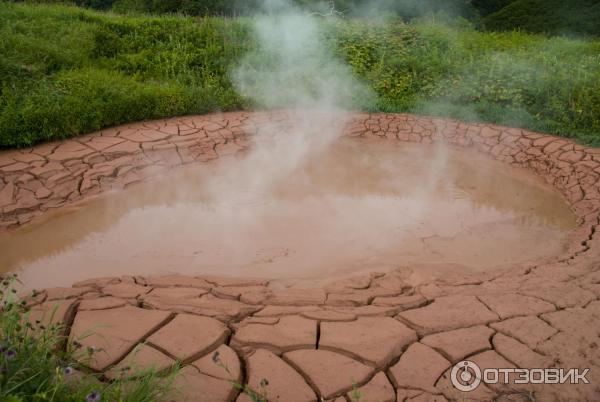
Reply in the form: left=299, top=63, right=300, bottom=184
left=212, top=350, right=268, bottom=402
left=348, top=381, right=363, bottom=401
left=0, top=274, right=177, bottom=402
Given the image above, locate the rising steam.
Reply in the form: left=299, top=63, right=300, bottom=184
left=207, top=0, right=373, bottom=201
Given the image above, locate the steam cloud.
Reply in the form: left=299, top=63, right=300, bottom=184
left=203, top=0, right=451, bottom=246
left=208, top=0, right=373, bottom=202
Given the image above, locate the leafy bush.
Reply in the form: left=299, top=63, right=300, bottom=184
left=0, top=275, right=177, bottom=401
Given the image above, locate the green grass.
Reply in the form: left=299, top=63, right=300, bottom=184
left=1, top=2, right=599, bottom=148
left=0, top=275, right=178, bottom=401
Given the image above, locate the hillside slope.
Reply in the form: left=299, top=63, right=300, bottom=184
left=1, top=2, right=599, bottom=147
left=483, top=0, right=600, bottom=36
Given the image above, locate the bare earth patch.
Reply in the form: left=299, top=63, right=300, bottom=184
left=1, top=111, right=600, bottom=401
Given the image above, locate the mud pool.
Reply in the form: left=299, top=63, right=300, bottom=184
left=0, top=139, right=576, bottom=288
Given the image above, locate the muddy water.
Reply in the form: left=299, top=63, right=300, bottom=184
left=0, top=139, right=576, bottom=288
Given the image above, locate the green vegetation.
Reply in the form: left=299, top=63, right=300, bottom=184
left=16, top=0, right=600, bottom=37
left=0, top=276, right=177, bottom=401
left=0, top=2, right=248, bottom=147
left=22, top=0, right=477, bottom=19
left=1, top=2, right=599, bottom=148
left=482, top=0, right=600, bottom=37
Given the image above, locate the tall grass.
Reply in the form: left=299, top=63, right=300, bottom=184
left=1, top=2, right=599, bottom=147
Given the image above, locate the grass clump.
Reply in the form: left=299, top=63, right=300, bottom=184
left=0, top=275, right=177, bottom=402
left=1, top=2, right=599, bottom=147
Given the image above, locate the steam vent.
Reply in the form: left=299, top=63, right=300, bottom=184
left=1, top=111, right=599, bottom=401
